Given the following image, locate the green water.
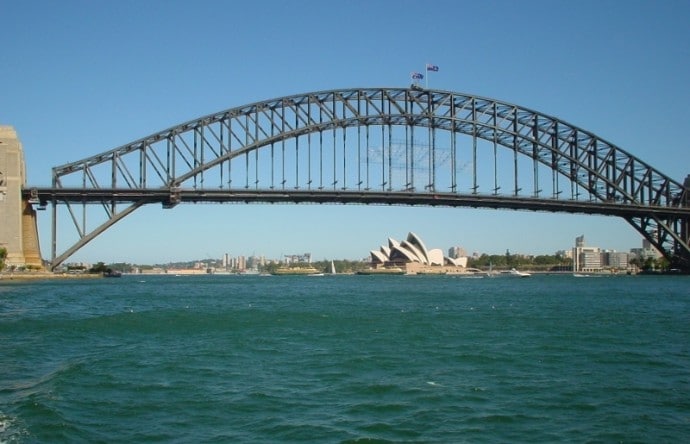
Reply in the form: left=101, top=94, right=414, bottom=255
left=1, top=274, right=689, bottom=442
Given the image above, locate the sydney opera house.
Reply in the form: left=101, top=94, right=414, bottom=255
left=365, top=232, right=468, bottom=274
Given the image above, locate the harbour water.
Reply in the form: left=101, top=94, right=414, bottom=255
left=1, top=274, right=689, bottom=442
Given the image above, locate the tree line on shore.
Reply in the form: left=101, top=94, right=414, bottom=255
left=467, top=252, right=572, bottom=271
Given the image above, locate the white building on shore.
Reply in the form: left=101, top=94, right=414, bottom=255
left=368, top=232, right=468, bottom=274
left=572, top=235, right=602, bottom=272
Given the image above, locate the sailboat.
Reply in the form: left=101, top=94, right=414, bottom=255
left=330, top=260, right=336, bottom=275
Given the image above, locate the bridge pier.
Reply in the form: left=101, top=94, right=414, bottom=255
left=0, top=127, right=43, bottom=269
left=681, top=174, right=690, bottom=271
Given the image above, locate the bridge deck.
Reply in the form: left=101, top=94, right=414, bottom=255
left=23, top=187, right=690, bottom=219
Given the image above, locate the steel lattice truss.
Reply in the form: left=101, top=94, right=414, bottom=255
left=31, top=88, right=690, bottom=269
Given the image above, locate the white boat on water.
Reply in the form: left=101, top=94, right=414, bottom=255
left=330, top=260, right=336, bottom=275
left=501, top=268, right=531, bottom=278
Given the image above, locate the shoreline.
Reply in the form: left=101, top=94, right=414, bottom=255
left=0, top=272, right=103, bottom=283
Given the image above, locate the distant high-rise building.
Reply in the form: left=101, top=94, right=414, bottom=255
left=247, top=255, right=263, bottom=270
left=581, top=250, right=602, bottom=270
left=448, top=246, right=466, bottom=259
left=284, top=253, right=312, bottom=264
left=606, top=251, right=629, bottom=269
left=575, top=235, right=585, bottom=248
left=630, top=238, right=661, bottom=261
left=572, top=235, right=601, bottom=272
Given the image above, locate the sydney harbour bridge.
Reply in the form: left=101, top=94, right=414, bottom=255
left=18, top=87, right=690, bottom=271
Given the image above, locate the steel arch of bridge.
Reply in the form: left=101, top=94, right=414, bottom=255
left=28, top=87, right=690, bottom=270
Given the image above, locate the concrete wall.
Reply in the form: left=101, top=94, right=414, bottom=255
left=0, top=126, right=43, bottom=268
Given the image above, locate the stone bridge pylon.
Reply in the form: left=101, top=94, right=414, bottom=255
left=0, top=126, right=43, bottom=269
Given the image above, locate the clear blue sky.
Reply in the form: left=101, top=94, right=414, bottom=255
left=3, top=0, right=690, bottom=264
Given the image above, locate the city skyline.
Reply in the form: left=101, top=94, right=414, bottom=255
left=4, top=0, right=689, bottom=264
left=62, top=232, right=652, bottom=269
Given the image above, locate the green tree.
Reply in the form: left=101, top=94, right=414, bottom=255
left=0, top=247, right=7, bottom=272
left=656, top=256, right=670, bottom=271
left=108, top=262, right=134, bottom=273
left=642, top=257, right=656, bottom=271
left=89, top=262, right=108, bottom=273
left=628, top=256, right=641, bottom=269
left=259, top=261, right=280, bottom=274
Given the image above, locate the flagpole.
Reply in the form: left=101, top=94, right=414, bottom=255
left=425, top=63, right=428, bottom=89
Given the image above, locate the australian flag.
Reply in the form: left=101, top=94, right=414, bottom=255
left=426, top=64, right=439, bottom=72
left=411, top=72, right=424, bottom=80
